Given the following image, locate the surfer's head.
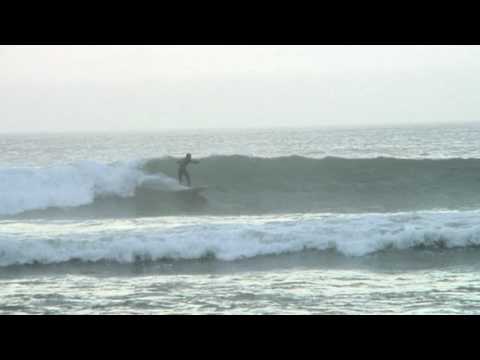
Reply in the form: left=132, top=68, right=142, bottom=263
left=186, top=153, right=192, bottom=159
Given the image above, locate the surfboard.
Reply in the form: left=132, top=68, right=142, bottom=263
left=176, top=186, right=208, bottom=194
left=174, top=186, right=208, bottom=205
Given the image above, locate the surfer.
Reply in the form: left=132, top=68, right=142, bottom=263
left=177, top=153, right=199, bottom=187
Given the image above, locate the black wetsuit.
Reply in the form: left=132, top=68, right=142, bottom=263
left=178, top=158, right=192, bottom=186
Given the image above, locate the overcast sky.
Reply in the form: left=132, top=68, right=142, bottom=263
left=1, top=45, right=480, bottom=132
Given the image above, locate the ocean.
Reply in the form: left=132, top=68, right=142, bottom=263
left=2, top=124, right=480, bottom=314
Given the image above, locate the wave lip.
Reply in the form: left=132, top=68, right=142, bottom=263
left=2, top=211, right=480, bottom=267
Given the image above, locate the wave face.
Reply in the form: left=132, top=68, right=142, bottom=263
left=2, top=211, right=480, bottom=267
left=2, top=156, right=480, bottom=218
left=142, top=156, right=480, bottom=214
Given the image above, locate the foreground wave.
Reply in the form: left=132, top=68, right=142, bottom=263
left=1, top=211, right=480, bottom=267
left=2, top=156, right=480, bottom=217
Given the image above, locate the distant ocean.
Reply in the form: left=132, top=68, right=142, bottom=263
left=2, top=124, right=480, bottom=314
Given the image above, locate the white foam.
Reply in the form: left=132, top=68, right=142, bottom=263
left=1, top=210, right=480, bottom=266
left=0, top=161, right=149, bottom=216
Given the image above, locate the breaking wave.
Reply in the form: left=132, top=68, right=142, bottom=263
left=1, top=211, right=480, bottom=266
left=2, top=156, right=480, bottom=218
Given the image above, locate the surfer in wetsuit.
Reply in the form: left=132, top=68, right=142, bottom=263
left=177, top=153, right=199, bottom=187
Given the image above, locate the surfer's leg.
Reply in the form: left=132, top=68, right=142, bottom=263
left=185, top=171, right=191, bottom=187
left=178, top=169, right=184, bottom=184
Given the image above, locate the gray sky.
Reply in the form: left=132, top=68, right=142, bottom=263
left=1, top=45, right=480, bottom=132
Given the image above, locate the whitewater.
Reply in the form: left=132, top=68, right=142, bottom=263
left=2, top=211, right=480, bottom=267
left=2, top=126, right=480, bottom=314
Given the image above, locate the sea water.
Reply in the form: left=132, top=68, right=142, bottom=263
left=2, top=124, right=480, bottom=314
